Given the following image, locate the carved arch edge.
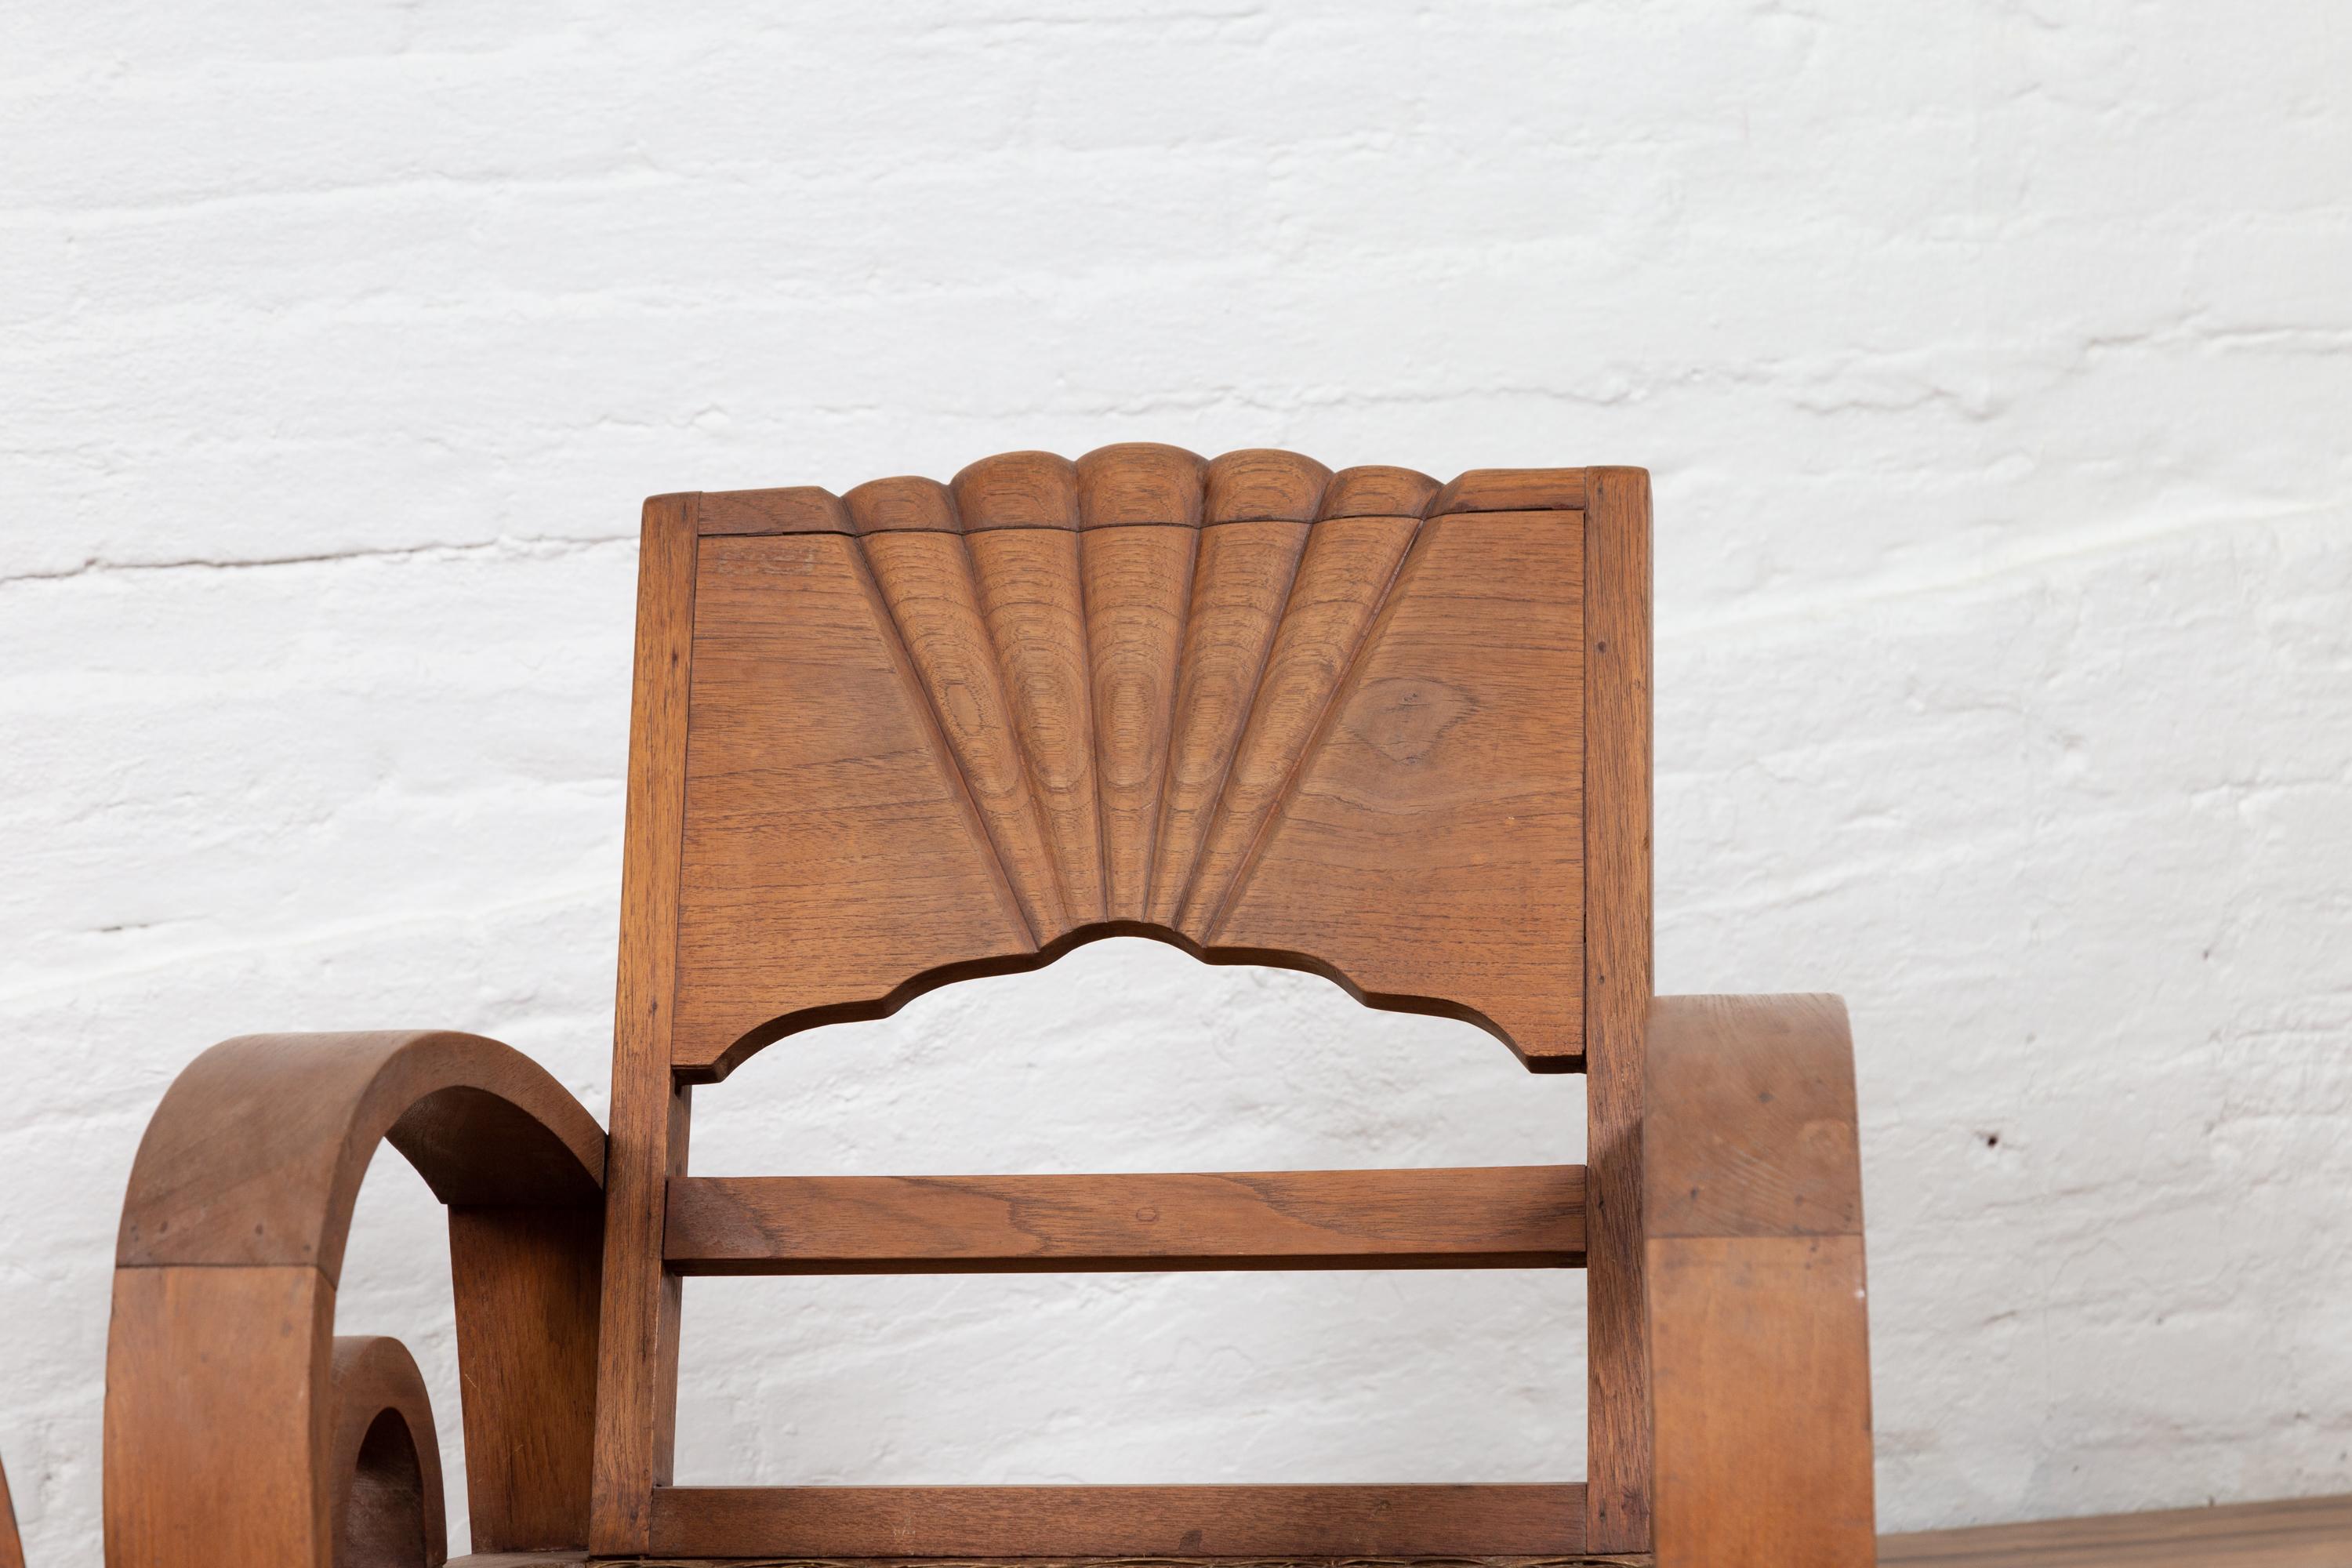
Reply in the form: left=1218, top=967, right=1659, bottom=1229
left=690, top=922, right=1584, bottom=1085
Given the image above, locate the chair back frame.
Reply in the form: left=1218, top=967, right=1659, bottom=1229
left=586, top=448, right=1655, bottom=1559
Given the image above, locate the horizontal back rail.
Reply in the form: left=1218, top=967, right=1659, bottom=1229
left=648, top=1483, right=1589, bottom=1559
left=665, top=1165, right=1585, bottom=1275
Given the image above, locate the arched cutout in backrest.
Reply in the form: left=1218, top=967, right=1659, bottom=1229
left=642, top=447, right=1641, bottom=1084
left=687, top=932, right=1585, bottom=1185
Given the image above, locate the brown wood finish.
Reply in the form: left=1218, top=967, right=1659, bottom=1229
left=1073, top=441, right=1207, bottom=529
left=1203, top=447, right=1333, bottom=523
left=695, top=485, right=850, bottom=537
left=1143, top=514, right=1313, bottom=926
left=449, top=1205, right=604, bottom=1552
left=111, top=449, right=1908, bottom=1568
left=116, top=1029, right=602, bottom=1276
left=664, top=1165, right=1584, bottom=1274
left=590, top=447, right=1636, bottom=1559
left=648, top=1483, right=1588, bottom=1559
left=106, top=1265, right=336, bottom=1567
left=1174, top=510, right=1420, bottom=933
left=104, top=1029, right=605, bottom=1568
left=1081, top=518, right=1197, bottom=920
left=661, top=448, right=1599, bottom=1080
left=329, top=1334, right=449, bottom=1567
left=967, top=524, right=1106, bottom=924
left=1208, top=508, right=1584, bottom=1063
left=1579, top=467, right=1652, bottom=1552
left=669, top=527, right=1034, bottom=1074
left=1323, top=463, right=1444, bottom=519
left=1426, top=468, right=1590, bottom=518
left=592, top=492, right=702, bottom=1557
left=441, top=1492, right=2352, bottom=1568
left=1645, top=993, right=1875, bottom=1568
left=861, top=528, right=1066, bottom=937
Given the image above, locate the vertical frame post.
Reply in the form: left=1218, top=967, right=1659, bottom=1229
left=590, top=494, right=702, bottom=1555
left=1581, top=467, right=1653, bottom=1552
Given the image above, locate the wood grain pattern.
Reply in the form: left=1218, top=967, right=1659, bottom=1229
left=862, top=528, right=1065, bottom=937
left=664, top=1165, right=1584, bottom=1274
left=1428, top=469, right=1589, bottom=518
left=1176, top=512, right=1420, bottom=933
left=107, top=449, right=1688, bottom=1568
left=448, top=1205, right=602, bottom=1553
left=1324, top=465, right=1444, bottom=520
left=1646, top=994, right=1873, bottom=1568
left=115, top=1029, right=602, bottom=1279
left=443, top=1494, right=2352, bottom=1568
left=1579, top=468, right=1652, bottom=1552
left=670, top=529, right=1034, bottom=1075
left=328, top=1334, right=448, bottom=1568
left=104, top=1265, right=336, bottom=1568
left=968, top=524, right=1106, bottom=924
left=104, top=1027, right=604, bottom=1568
left=0, top=1444, right=24, bottom=1568
left=1204, top=448, right=1332, bottom=522
left=586, top=449, right=1641, bottom=1561
left=1646, top=992, right=1860, bottom=1240
left=1075, top=443, right=1207, bottom=528
left=844, top=475, right=959, bottom=535
left=1082, top=521, right=1196, bottom=919
left=1879, top=1492, right=2352, bottom=1567
left=1145, top=517, right=1312, bottom=925
left=591, top=493, right=702, bottom=1556
left=1211, top=512, right=1584, bottom=1067
left=647, top=1484, right=1588, bottom=1559
left=954, top=450, right=1083, bottom=531
left=658, top=450, right=1603, bottom=1086
left=695, top=485, right=851, bottom=537
left=1650, top=1236, right=1872, bottom=1568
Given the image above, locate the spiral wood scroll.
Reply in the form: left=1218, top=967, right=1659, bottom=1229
left=666, top=445, right=1602, bottom=1080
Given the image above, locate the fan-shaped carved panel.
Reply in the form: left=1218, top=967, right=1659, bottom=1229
left=669, top=446, right=1618, bottom=1080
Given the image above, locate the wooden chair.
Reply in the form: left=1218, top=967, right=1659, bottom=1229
left=103, top=448, right=1875, bottom=1567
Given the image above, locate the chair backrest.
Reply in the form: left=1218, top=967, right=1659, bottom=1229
left=590, top=446, right=1655, bottom=1559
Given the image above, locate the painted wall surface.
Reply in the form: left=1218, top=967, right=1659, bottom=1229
left=4, top=3, right=2350, bottom=1558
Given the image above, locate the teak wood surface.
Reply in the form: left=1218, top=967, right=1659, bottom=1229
left=100, top=445, right=1881, bottom=1568
left=664, top=1165, right=1586, bottom=1273
left=590, top=447, right=1638, bottom=1559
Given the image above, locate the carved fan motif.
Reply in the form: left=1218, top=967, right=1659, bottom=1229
left=670, top=446, right=1592, bottom=1079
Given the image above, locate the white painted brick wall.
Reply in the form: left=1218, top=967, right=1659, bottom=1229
left=4, top=2, right=2349, bottom=1559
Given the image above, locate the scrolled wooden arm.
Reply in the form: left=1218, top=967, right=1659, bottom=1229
left=104, top=1030, right=607, bottom=1568
left=1646, top=994, right=1877, bottom=1567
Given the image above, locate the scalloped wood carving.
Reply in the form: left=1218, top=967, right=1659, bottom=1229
left=671, top=446, right=1597, bottom=1080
